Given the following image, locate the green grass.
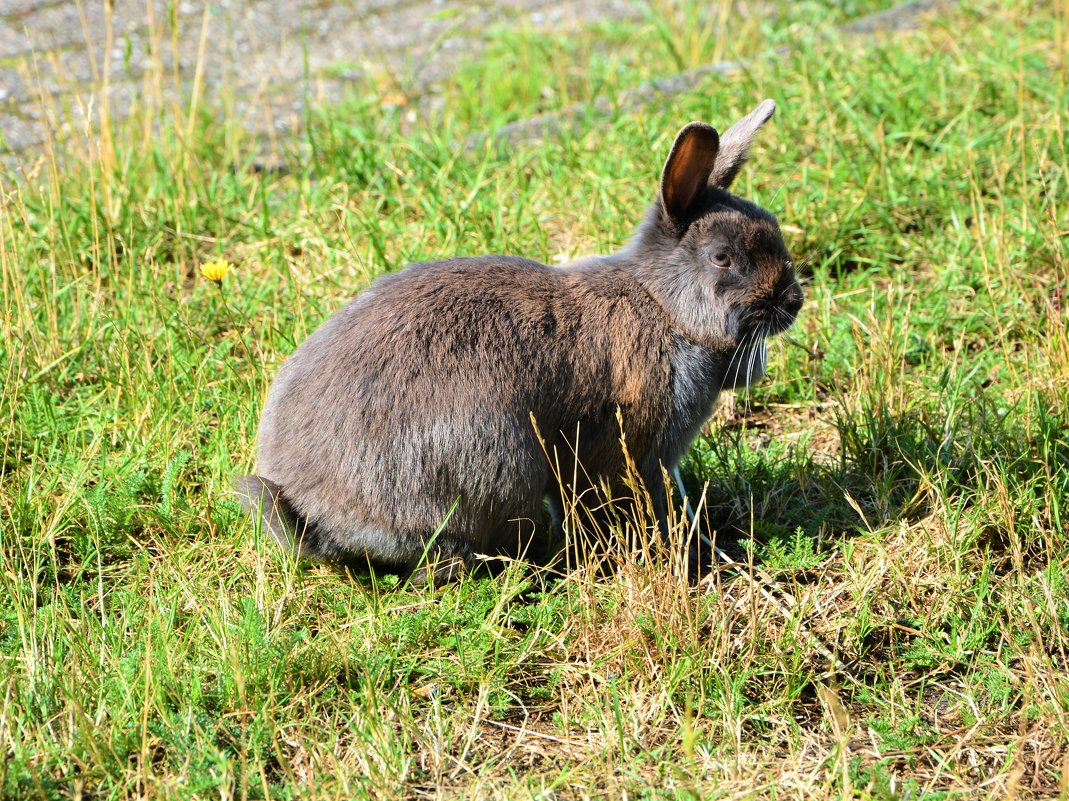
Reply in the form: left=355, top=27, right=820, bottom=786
left=2, top=0, right=1068, bottom=798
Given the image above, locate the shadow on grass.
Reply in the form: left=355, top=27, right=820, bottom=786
left=680, top=389, right=1064, bottom=569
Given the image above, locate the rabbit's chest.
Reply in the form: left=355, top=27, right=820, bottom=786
left=661, top=335, right=726, bottom=466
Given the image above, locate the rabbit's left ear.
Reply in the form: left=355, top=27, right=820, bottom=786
left=708, top=99, right=776, bottom=189
left=660, top=122, right=720, bottom=228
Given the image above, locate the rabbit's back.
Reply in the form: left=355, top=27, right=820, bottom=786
left=256, top=256, right=672, bottom=562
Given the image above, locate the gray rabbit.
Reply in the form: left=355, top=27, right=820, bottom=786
left=236, top=99, right=803, bottom=584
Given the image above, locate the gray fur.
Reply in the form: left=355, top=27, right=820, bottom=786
left=237, top=99, right=803, bottom=583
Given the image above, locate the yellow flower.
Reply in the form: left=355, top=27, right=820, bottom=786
left=200, top=259, right=233, bottom=282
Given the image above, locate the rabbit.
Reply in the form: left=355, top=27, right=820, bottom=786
left=235, top=99, right=803, bottom=585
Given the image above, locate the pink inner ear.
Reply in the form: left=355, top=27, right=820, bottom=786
left=661, top=124, right=720, bottom=224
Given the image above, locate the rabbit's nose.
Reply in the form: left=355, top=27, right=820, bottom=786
left=782, top=281, right=804, bottom=316
left=755, top=278, right=803, bottom=335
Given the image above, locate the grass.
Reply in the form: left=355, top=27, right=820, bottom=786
left=2, top=0, right=1068, bottom=798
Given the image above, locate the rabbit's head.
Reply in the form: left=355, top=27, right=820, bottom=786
left=627, top=100, right=803, bottom=384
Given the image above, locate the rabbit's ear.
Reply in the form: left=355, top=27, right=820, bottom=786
left=708, top=99, right=776, bottom=189
left=660, top=122, right=720, bottom=227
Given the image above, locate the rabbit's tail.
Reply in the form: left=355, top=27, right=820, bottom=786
left=234, top=474, right=308, bottom=557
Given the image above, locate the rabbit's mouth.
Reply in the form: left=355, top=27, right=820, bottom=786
left=738, top=276, right=804, bottom=339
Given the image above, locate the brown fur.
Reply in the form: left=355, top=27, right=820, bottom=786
left=236, top=100, right=803, bottom=583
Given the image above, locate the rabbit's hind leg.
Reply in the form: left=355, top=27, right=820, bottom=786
left=234, top=474, right=317, bottom=558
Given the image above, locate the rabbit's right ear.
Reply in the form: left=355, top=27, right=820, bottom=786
left=708, top=99, right=776, bottom=189
left=660, top=122, right=720, bottom=230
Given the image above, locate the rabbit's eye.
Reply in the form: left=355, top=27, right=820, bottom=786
left=712, top=252, right=732, bottom=269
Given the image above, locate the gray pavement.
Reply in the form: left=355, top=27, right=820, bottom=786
left=0, top=0, right=636, bottom=162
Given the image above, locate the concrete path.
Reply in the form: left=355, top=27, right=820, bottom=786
left=0, top=0, right=634, bottom=162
